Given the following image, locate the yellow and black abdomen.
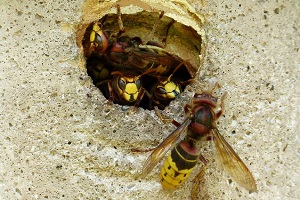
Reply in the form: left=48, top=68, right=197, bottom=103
left=160, top=141, right=199, bottom=189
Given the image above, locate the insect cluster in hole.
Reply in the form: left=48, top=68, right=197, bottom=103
left=82, top=5, right=194, bottom=110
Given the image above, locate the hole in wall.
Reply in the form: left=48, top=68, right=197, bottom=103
left=77, top=6, right=203, bottom=110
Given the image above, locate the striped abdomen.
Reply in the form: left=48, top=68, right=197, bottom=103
left=160, top=141, right=199, bottom=189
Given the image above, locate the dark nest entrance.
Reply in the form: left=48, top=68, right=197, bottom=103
left=78, top=9, right=202, bottom=110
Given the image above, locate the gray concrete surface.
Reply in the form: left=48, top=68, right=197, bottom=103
left=0, top=0, right=299, bottom=199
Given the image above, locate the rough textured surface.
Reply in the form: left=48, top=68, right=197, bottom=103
left=0, top=0, right=299, bottom=200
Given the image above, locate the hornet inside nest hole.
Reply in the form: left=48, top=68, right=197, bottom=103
left=77, top=5, right=202, bottom=110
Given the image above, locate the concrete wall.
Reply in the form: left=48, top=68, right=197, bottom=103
left=0, top=0, right=299, bottom=199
